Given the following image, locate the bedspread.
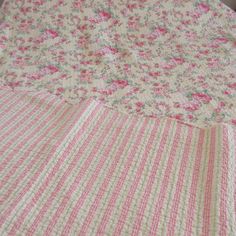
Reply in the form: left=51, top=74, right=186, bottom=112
left=0, top=0, right=236, bottom=127
left=0, top=87, right=236, bottom=235
left=0, top=0, right=236, bottom=235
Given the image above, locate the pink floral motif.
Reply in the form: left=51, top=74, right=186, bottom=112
left=42, top=65, right=59, bottom=75
left=73, top=0, right=84, bottom=9
left=112, top=80, right=128, bottom=89
left=192, top=93, right=212, bottom=104
left=197, top=3, right=210, bottom=14
left=99, top=11, right=112, bottom=21
left=181, top=102, right=200, bottom=112
left=44, top=29, right=59, bottom=39
left=228, top=83, right=236, bottom=89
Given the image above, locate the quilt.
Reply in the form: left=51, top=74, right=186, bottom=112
left=0, top=87, right=236, bottom=235
left=0, top=0, right=236, bottom=235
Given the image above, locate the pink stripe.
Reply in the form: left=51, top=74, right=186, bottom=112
left=0, top=95, right=59, bottom=184
left=42, top=109, right=120, bottom=232
left=0, top=91, right=22, bottom=118
left=0, top=100, right=91, bottom=228
left=58, top=112, right=127, bottom=236
left=0, top=90, right=13, bottom=105
left=131, top=121, right=172, bottom=236
left=0, top=94, right=41, bottom=148
left=184, top=130, right=205, bottom=235
left=149, top=124, right=182, bottom=235
left=7, top=102, right=100, bottom=235
left=27, top=109, right=118, bottom=236
left=76, top=116, right=137, bottom=235
left=111, top=120, right=160, bottom=236
left=0, top=96, right=65, bottom=206
left=0, top=89, right=10, bottom=103
left=219, top=126, right=228, bottom=235
left=166, top=127, right=193, bottom=235
left=42, top=113, right=127, bottom=234
left=76, top=116, right=131, bottom=234
left=202, top=127, right=216, bottom=236
left=73, top=118, right=148, bottom=236
left=0, top=102, right=70, bottom=205
left=0, top=91, right=52, bottom=136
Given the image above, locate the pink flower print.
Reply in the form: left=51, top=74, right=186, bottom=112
left=223, top=90, right=232, bottom=95
left=228, top=83, right=236, bottom=89
left=0, top=36, right=8, bottom=49
left=182, top=101, right=200, bottom=112
left=127, top=4, right=137, bottom=11
left=199, top=49, right=209, bottom=55
left=170, top=57, right=185, bottom=65
left=45, top=29, right=59, bottom=39
left=7, top=81, right=21, bottom=88
left=192, top=93, right=212, bottom=104
left=126, top=87, right=140, bottom=96
left=27, top=72, right=42, bottom=80
left=135, top=102, right=144, bottom=112
left=154, top=27, right=167, bottom=35
left=73, top=0, right=84, bottom=9
left=18, top=46, right=29, bottom=53
left=170, top=114, right=183, bottom=121
left=187, top=114, right=194, bottom=120
left=99, top=11, right=112, bottom=21
left=97, top=89, right=115, bottom=96
left=78, top=24, right=88, bottom=32
left=42, top=65, right=59, bottom=75
left=88, top=17, right=100, bottom=24
left=214, top=37, right=229, bottom=44
left=57, top=87, right=65, bottom=93
left=149, top=71, right=161, bottom=77
left=20, top=7, right=31, bottom=14
left=112, top=80, right=128, bottom=89
left=148, top=27, right=167, bottom=41
left=89, top=11, right=111, bottom=23
left=231, top=119, right=236, bottom=126
left=197, top=3, right=210, bottom=14
left=161, top=62, right=175, bottom=70
left=135, top=41, right=145, bottom=47
left=34, top=0, right=44, bottom=6
left=98, top=46, right=118, bottom=56
left=136, top=102, right=144, bottom=108
left=219, top=101, right=225, bottom=107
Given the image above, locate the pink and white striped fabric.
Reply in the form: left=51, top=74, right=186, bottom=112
left=0, top=86, right=236, bottom=235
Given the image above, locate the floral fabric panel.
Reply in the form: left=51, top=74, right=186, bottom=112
left=0, top=0, right=236, bottom=127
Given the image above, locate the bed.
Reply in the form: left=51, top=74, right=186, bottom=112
left=0, top=0, right=236, bottom=235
